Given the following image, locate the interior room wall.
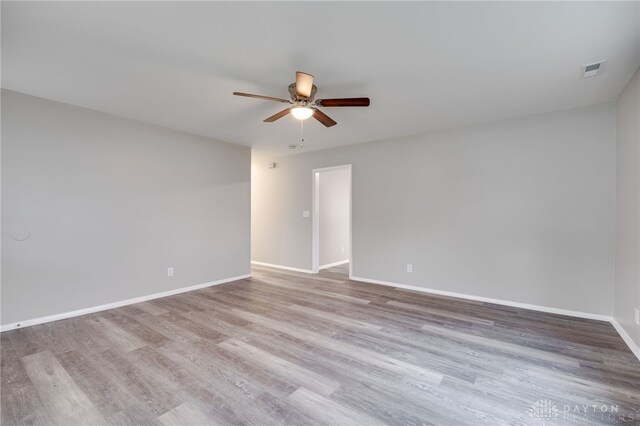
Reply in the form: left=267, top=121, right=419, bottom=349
left=613, top=66, right=640, bottom=346
left=319, top=167, right=350, bottom=267
left=1, top=89, right=251, bottom=327
left=252, top=103, right=616, bottom=315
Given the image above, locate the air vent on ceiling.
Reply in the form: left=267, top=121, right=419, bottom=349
left=582, top=61, right=606, bottom=78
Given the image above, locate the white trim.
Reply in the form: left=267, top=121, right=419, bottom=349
left=0, top=274, right=251, bottom=332
left=312, top=170, right=320, bottom=273
left=350, top=275, right=640, bottom=361
left=251, top=261, right=313, bottom=274
left=312, top=164, right=352, bottom=275
left=310, top=165, right=353, bottom=173
left=349, top=275, right=611, bottom=322
left=319, top=259, right=350, bottom=270
left=610, top=318, right=640, bottom=362
left=348, top=165, right=353, bottom=279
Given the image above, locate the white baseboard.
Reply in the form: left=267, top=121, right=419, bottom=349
left=610, top=318, right=640, bottom=362
left=251, top=261, right=314, bottom=274
left=349, top=275, right=611, bottom=321
left=0, top=274, right=251, bottom=332
left=319, top=259, right=349, bottom=270
left=4, top=269, right=638, bottom=363
left=349, top=275, right=640, bottom=361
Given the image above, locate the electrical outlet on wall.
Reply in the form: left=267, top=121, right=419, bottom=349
left=167, top=267, right=174, bottom=277
left=635, top=308, right=639, bottom=325
left=407, top=264, right=413, bottom=273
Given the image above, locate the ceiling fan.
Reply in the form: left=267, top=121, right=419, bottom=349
left=233, top=71, right=370, bottom=127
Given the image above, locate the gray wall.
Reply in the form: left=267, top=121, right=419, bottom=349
left=614, top=67, right=640, bottom=345
left=252, top=103, right=616, bottom=315
left=319, top=167, right=350, bottom=267
left=1, top=90, right=251, bottom=326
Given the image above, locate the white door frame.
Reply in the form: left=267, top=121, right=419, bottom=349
left=311, top=164, right=352, bottom=276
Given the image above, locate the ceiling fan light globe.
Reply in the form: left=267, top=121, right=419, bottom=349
left=291, top=106, right=314, bottom=120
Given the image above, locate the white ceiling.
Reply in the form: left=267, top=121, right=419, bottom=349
left=2, top=2, right=639, bottom=155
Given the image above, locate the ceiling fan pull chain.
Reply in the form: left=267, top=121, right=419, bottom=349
left=300, top=120, right=304, bottom=148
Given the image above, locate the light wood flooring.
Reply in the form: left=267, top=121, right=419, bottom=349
left=2, top=263, right=640, bottom=425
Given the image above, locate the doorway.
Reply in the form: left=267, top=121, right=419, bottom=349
left=311, top=164, right=352, bottom=276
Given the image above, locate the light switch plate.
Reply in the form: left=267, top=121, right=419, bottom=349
left=302, top=210, right=310, bottom=218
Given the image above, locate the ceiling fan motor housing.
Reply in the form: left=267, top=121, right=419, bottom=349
left=289, top=83, right=317, bottom=102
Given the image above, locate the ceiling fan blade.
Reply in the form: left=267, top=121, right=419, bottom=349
left=295, top=71, right=314, bottom=98
left=263, top=108, right=291, bottom=122
left=313, top=109, right=337, bottom=127
left=316, top=97, right=370, bottom=107
left=233, top=92, right=291, bottom=104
